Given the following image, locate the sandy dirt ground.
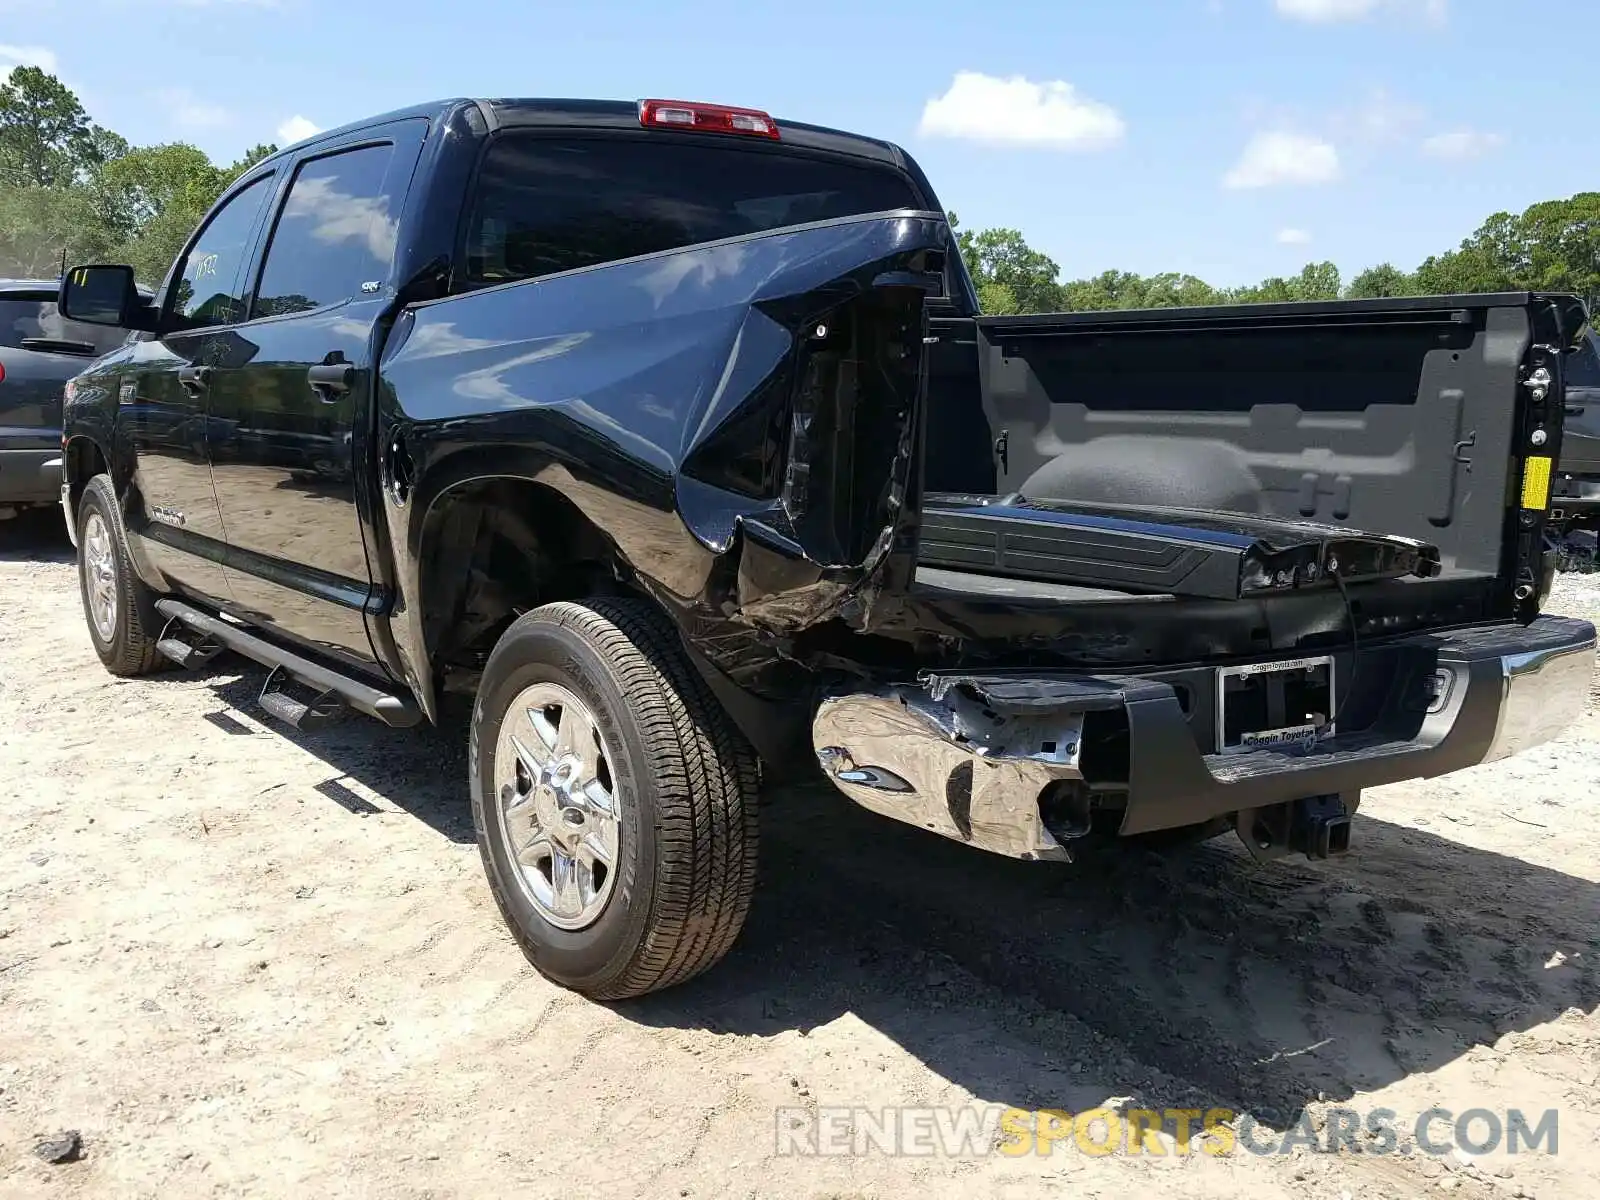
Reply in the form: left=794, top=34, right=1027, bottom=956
left=2, top=508, right=1597, bottom=1199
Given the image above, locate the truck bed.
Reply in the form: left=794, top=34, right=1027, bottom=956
left=921, top=291, right=1586, bottom=630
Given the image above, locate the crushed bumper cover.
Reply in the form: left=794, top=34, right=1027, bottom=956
left=813, top=615, right=1596, bottom=861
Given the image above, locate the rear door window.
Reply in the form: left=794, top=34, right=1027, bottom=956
left=463, top=134, right=920, bottom=285
left=1, top=297, right=128, bottom=355
left=1568, top=332, right=1600, bottom=389
left=251, top=142, right=401, bottom=318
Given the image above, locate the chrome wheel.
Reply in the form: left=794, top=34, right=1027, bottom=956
left=82, top=510, right=118, bottom=643
left=493, top=682, right=621, bottom=930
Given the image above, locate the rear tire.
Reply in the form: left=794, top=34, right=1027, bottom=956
left=76, top=475, right=165, bottom=677
left=470, top=597, right=760, bottom=999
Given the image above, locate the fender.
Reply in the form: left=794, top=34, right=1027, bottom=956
left=378, top=209, right=950, bottom=715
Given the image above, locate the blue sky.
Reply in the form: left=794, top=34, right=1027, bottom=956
left=2, top=0, right=1591, bottom=288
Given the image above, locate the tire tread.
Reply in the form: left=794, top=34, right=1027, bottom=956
left=78, top=475, right=164, bottom=677
left=487, top=597, right=759, bottom=999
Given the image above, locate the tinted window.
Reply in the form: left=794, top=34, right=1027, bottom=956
left=253, top=144, right=400, bottom=318
left=171, top=174, right=275, bottom=328
left=0, top=297, right=128, bottom=355
left=1568, top=332, right=1600, bottom=388
left=464, top=134, right=920, bottom=284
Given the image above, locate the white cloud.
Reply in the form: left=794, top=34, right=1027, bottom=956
left=1421, top=128, right=1505, bottom=160
left=276, top=115, right=321, bottom=145
left=1224, top=131, right=1340, bottom=188
left=1275, top=0, right=1378, bottom=18
left=917, top=71, right=1125, bottom=150
left=277, top=173, right=397, bottom=263
left=0, top=43, right=58, bottom=72
left=157, top=88, right=232, bottom=131
left=1275, top=0, right=1445, bottom=22
left=1276, top=228, right=1313, bottom=245
left=1340, top=87, right=1426, bottom=144
left=1276, top=0, right=1378, bottom=18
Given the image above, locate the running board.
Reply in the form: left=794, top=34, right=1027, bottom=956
left=154, top=598, right=423, bottom=729
left=156, top=616, right=225, bottom=669
left=258, top=665, right=345, bottom=732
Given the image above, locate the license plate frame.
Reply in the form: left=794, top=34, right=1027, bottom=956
left=1215, top=654, right=1336, bottom=755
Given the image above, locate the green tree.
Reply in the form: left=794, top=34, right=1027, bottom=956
left=1345, top=263, right=1417, bottom=298
left=93, top=143, right=224, bottom=239
left=0, top=184, right=117, bottom=277
left=1227, top=262, right=1341, bottom=304
left=1060, top=269, right=1146, bottom=311
left=1518, top=193, right=1600, bottom=305
left=1292, top=260, right=1342, bottom=300
left=224, top=142, right=278, bottom=184
left=1412, top=246, right=1515, bottom=295
left=0, top=66, right=102, bottom=187
left=958, top=226, right=1064, bottom=314
left=1135, top=272, right=1221, bottom=308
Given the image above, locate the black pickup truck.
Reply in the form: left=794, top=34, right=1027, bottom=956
left=56, top=96, right=1597, bottom=1000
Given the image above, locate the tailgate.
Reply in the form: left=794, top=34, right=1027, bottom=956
left=976, top=294, right=1589, bottom=623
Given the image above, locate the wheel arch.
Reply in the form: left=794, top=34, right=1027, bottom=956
left=406, top=472, right=639, bottom=713
left=62, top=434, right=110, bottom=528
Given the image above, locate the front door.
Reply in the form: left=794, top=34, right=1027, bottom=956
left=119, top=171, right=278, bottom=605
left=207, top=131, right=421, bottom=669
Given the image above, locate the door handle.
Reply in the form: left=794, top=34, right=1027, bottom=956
left=308, top=362, right=354, bottom=400
left=178, top=365, right=211, bottom=394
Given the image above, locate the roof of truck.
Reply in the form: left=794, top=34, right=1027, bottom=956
left=262, top=97, right=916, bottom=176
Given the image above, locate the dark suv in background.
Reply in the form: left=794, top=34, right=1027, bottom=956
left=1552, top=327, right=1600, bottom=534
left=1, top=279, right=134, bottom=521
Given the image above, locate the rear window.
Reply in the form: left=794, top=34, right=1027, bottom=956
left=1568, top=331, right=1600, bottom=388
left=0, top=297, right=128, bottom=356
left=463, top=134, right=921, bottom=285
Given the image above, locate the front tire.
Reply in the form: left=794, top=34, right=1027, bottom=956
left=470, top=598, right=759, bottom=1000
left=76, top=475, right=165, bottom=677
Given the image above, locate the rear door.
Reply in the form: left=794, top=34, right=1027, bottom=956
left=206, top=122, right=425, bottom=668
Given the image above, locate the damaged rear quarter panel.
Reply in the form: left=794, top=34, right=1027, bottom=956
left=379, top=209, right=946, bottom=700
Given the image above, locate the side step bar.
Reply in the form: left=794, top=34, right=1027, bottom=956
left=157, top=615, right=224, bottom=669
left=154, top=598, right=423, bottom=729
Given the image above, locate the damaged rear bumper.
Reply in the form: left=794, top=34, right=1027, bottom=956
left=812, top=615, right=1596, bottom=861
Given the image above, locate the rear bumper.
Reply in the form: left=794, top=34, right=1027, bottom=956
left=812, top=615, right=1597, bottom=861
left=0, top=447, right=62, bottom=505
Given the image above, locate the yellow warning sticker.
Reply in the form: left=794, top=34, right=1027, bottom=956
left=1521, top=455, right=1552, bottom=509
